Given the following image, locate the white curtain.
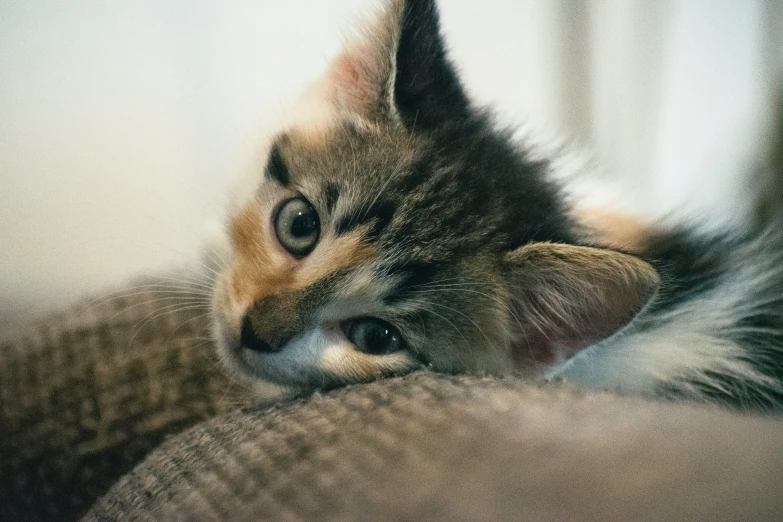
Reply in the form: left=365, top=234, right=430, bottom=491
left=442, top=0, right=783, bottom=222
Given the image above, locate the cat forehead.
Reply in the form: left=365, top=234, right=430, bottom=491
left=262, top=106, right=576, bottom=256
left=265, top=123, right=508, bottom=253
left=277, top=123, right=423, bottom=184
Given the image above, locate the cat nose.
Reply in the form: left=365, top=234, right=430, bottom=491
left=240, top=315, right=284, bottom=353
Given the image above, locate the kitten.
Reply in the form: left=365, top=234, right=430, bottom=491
left=211, top=0, right=783, bottom=412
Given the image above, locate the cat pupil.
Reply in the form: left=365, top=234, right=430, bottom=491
left=291, top=211, right=317, bottom=237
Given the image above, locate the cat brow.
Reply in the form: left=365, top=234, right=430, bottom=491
left=265, top=144, right=290, bottom=186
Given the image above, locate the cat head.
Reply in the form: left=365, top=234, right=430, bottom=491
left=211, top=0, right=659, bottom=394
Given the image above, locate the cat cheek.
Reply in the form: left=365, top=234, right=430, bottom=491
left=318, top=342, right=418, bottom=383
left=211, top=272, right=243, bottom=332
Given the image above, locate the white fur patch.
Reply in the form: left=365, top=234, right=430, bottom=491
left=550, top=235, right=783, bottom=403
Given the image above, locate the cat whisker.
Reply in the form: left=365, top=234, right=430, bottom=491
left=164, top=311, right=214, bottom=344
left=125, top=302, right=212, bottom=350
left=407, top=297, right=471, bottom=347
left=76, top=284, right=213, bottom=319
left=104, top=294, right=212, bottom=323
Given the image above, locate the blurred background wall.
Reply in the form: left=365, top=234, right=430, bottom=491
left=1, top=0, right=782, bottom=328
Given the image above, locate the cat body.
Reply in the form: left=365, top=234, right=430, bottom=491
left=211, top=0, right=783, bottom=412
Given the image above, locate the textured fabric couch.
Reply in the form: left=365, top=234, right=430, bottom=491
left=2, top=279, right=783, bottom=521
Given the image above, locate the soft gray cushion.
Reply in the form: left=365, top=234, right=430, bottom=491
left=86, top=372, right=783, bottom=521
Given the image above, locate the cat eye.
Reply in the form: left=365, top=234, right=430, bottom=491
left=343, top=318, right=405, bottom=355
left=274, top=197, right=320, bottom=257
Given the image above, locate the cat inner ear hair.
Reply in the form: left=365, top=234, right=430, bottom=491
left=504, top=243, right=660, bottom=371
left=326, top=0, right=470, bottom=129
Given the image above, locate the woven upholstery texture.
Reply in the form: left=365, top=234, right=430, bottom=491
left=86, top=373, right=783, bottom=521
left=0, top=280, right=250, bottom=521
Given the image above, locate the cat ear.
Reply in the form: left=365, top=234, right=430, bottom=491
left=326, top=0, right=469, bottom=129
left=504, top=243, right=660, bottom=372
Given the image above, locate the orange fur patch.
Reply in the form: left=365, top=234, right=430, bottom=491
left=339, top=351, right=384, bottom=380
left=319, top=344, right=414, bottom=382
left=298, top=230, right=376, bottom=283
left=576, top=207, right=656, bottom=253
left=229, top=203, right=289, bottom=310
left=228, top=202, right=376, bottom=312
